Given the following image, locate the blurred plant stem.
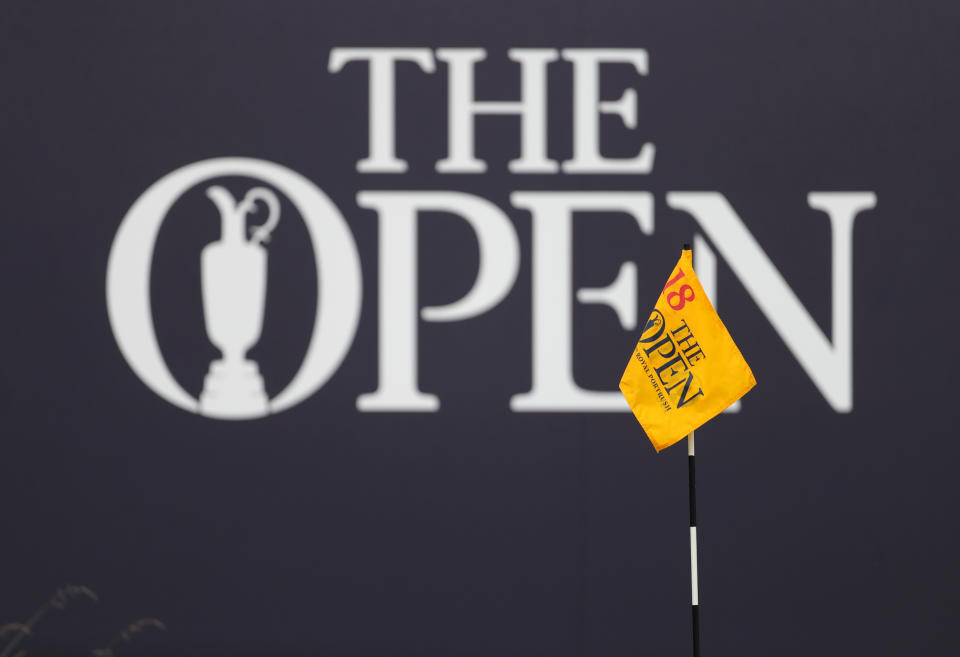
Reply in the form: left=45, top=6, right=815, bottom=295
left=0, top=585, right=97, bottom=657
left=92, top=618, right=166, bottom=657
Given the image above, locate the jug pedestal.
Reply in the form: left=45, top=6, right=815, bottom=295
left=199, top=360, right=268, bottom=419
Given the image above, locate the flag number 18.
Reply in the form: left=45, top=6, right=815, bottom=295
left=663, top=268, right=695, bottom=310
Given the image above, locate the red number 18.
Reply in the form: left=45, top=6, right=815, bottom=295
left=663, top=268, right=695, bottom=310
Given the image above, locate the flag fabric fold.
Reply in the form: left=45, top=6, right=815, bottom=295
left=620, top=249, right=755, bottom=451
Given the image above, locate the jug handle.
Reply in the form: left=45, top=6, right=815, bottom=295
left=237, top=187, right=280, bottom=245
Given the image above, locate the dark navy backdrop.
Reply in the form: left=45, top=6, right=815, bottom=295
left=1, top=2, right=957, bottom=656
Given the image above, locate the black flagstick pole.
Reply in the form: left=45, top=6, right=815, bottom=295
left=689, top=429, right=700, bottom=657
left=683, top=242, right=701, bottom=657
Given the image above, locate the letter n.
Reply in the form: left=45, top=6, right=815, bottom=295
left=666, top=192, right=876, bottom=412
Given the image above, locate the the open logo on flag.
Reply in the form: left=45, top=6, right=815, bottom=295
left=620, top=248, right=756, bottom=451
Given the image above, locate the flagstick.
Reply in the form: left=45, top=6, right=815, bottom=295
left=688, top=430, right=700, bottom=657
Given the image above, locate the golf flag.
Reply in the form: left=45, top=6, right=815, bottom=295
left=620, top=248, right=755, bottom=451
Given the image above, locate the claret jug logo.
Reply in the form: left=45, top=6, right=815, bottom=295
left=198, top=185, right=280, bottom=417
left=106, top=158, right=362, bottom=419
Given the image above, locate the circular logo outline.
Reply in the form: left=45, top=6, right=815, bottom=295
left=106, top=157, right=362, bottom=418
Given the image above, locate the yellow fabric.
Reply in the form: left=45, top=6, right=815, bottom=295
left=620, top=249, right=756, bottom=451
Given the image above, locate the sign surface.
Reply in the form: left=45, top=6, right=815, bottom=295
left=0, top=3, right=956, bottom=656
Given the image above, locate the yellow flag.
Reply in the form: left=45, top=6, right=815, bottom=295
left=620, top=248, right=756, bottom=451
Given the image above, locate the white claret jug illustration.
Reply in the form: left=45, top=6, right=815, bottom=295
left=199, top=186, right=280, bottom=419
